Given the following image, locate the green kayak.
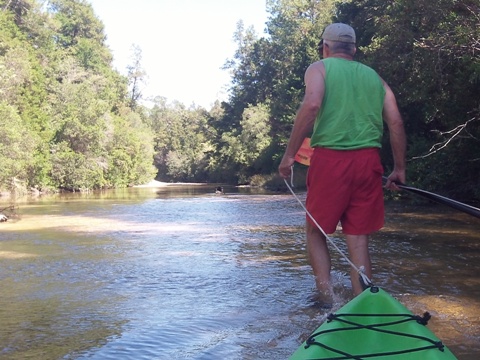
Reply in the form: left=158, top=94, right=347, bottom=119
left=290, top=287, right=457, bottom=359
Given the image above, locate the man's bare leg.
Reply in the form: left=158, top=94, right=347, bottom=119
left=345, top=234, right=372, bottom=296
left=306, top=221, right=333, bottom=299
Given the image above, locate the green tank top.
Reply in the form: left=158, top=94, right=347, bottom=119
left=310, top=58, right=385, bottom=150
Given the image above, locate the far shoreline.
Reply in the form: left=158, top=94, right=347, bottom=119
left=133, top=180, right=211, bottom=188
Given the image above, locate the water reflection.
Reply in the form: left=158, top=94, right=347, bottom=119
left=0, top=187, right=478, bottom=359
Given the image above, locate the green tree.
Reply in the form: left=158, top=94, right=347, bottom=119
left=0, top=7, right=54, bottom=190
left=219, top=103, right=272, bottom=182
left=50, top=141, right=104, bottom=191
left=150, top=98, right=214, bottom=182
left=47, top=0, right=113, bottom=74
left=0, top=102, right=37, bottom=185
left=0, top=0, right=156, bottom=193
left=127, top=44, right=147, bottom=110
left=47, top=0, right=106, bottom=48
left=104, top=108, right=156, bottom=187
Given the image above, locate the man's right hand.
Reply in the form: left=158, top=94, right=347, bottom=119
left=278, top=155, right=295, bottom=179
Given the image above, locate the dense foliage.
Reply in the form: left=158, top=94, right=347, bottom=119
left=0, top=0, right=155, bottom=192
left=0, top=0, right=478, bottom=202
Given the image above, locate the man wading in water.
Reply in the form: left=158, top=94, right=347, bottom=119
left=279, top=23, right=406, bottom=301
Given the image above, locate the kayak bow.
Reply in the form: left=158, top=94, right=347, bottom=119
left=290, top=287, right=457, bottom=359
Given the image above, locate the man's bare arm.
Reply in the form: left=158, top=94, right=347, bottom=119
left=382, top=81, right=407, bottom=189
left=278, top=62, right=325, bottom=178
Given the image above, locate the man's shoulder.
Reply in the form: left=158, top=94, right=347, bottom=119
left=306, top=61, right=326, bottom=75
left=310, top=60, right=325, bottom=68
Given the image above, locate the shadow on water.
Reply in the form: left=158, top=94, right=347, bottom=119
left=0, top=187, right=478, bottom=359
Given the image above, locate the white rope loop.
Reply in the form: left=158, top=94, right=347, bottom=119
left=284, top=167, right=372, bottom=287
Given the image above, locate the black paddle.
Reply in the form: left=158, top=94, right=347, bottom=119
left=383, top=176, right=480, bottom=219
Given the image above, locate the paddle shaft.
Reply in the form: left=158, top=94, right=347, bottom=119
left=383, top=176, right=480, bottom=219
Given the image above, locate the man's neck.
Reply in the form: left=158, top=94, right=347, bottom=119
left=329, top=53, right=354, bottom=60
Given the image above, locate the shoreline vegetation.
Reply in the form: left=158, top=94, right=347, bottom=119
left=0, top=174, right=287, bottom=199
left=0, top=169, right=308, bottom=199
left=0, top=179, right=207, bottom=199
left=1, top=1, right=478, bottom=203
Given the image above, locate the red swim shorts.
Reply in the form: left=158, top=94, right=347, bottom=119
left=306, top=147, right=384, bottom=235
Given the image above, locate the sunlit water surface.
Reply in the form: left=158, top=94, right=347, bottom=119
left=0, top=185, right=478, bottom=359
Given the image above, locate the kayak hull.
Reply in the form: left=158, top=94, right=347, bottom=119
left=290, top=287, right=457, bottom=359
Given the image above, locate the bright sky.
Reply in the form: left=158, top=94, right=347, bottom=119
left=88, top=0, right=269, bottom=109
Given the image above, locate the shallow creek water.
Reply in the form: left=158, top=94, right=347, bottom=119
left=0, top=185, right=478, bottom=359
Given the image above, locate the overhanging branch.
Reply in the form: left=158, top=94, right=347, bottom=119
left=410, top=118, right=478, bottom=160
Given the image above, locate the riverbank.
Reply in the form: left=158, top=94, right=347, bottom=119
left=0, top=179, right=207, bottom=198
left=134, top=180, right=207, bottom=188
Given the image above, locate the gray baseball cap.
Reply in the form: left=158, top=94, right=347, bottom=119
left=321, top=23, right=356, bottom=44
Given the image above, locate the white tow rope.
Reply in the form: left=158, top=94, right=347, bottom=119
left=284, top=168, right=373, bottom=288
